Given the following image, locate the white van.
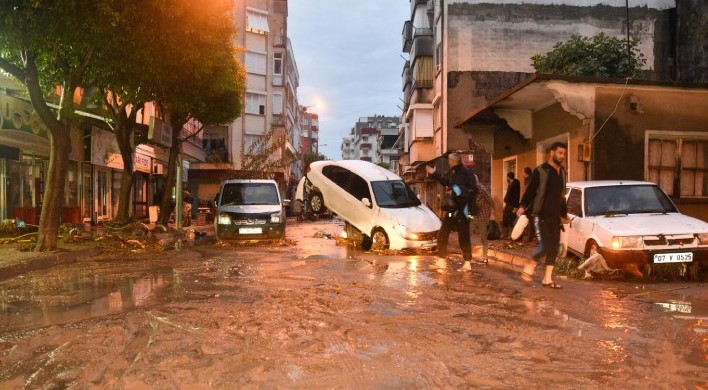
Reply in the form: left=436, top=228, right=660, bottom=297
left=214, top=179, right=287, bottom=240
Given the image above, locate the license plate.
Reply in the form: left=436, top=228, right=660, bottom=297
left=654, top=252, right=693, bottom=263
left=239, top=227, right=262, bottom=234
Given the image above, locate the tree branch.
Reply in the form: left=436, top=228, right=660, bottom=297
left=0, top=56, right=27, bottom=81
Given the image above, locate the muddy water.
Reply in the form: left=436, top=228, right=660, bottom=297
left=0, top=219, right=707, bottom=389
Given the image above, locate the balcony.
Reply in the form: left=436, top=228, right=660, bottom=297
left=360, top=143, right=372, bottom=150
left=410, top=35, right=434, bottom=58
left=273, top=34, right=285, bottom=47
left=272, top=114, right=285, bottom=127
left=401, top=61, right=412, bottom=90
left=402, top=21, right=413, bottom=53
left=413, top=27, right=433, bottom=37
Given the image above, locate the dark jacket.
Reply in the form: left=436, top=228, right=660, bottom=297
left=504, top=178, right=520, bottom=209
left=520, top=162, right=567, bottom=220
left=431, top=163, right=478, bottom=216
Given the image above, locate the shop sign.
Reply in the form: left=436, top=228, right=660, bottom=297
left=148, top=116, right=172, bottom=147
left=134, top=153, right=152, bottom=173
left=0, top=94, right=50, bottom=155
left=91, top=126, right=124, bottom=170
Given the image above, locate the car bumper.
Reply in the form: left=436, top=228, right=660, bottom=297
left=600, top=247, right=708, bottom=268
left=216, top=223, right=285, bottom=240
left=389, top=232, right=438, bottom=251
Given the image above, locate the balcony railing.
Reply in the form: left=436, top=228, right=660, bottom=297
left=413, top=27, right=433, bottom=37
left=181, top=126, right=204, bottom=147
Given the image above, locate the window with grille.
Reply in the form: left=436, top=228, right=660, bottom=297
left=647, top=136, right=707, bottom=198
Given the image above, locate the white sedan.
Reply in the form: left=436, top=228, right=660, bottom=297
left=305, top=160, right=441, bottom=250
left=565, top=180, right=708, bottom=271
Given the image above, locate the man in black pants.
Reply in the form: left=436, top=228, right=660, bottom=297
left=516, top=142, right=569, bottom=289
left=426, top=153, right=476, bottom=269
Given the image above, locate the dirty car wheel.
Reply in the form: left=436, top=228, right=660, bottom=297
left=310, top=192, right=325, bottom=213
left=370, top=229, right=389, bottom=251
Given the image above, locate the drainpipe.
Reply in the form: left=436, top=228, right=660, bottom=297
left=175, top=154, right=183, bottom=249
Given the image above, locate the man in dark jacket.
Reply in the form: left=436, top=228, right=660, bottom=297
left=426, top=152, right=476, bottom=269
left=503, top=172, right=520, bottom=239
left=517, top=142, right=569, bottom=289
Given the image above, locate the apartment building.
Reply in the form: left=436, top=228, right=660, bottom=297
left=300, top=109, right=319, bottom=156
left=340, top=115, right=400, bottom=164
left=191, top=0, right=305, bottom=205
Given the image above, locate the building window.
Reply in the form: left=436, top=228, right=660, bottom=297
left=272, top=93, right=283, bottom=115
left=273, top=53, right=283, bottom=75
left=246, top=10, right=269, bottom=34
left=648, top=135, right=708, bottom=198
left=245, top=51, right=267, bottom=75
left=245, top=92, right=266, bottom=115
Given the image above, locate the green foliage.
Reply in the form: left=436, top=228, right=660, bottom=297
left=303, top=151, right=327, bottom=168
left=377, top=162, right=391, bottom=170
left=531, top=33, right=646, bottom=78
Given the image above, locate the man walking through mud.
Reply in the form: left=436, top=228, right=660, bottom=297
left=426, top=152, right=476, bottom=270
left=516, top=142, right=569, bottom=289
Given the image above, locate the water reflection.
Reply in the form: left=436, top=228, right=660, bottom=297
left=0, top=271, right=172, bottom=332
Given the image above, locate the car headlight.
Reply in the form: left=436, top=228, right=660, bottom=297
left=610, top=236, right=641, bottom=249
left=217, top=213, right=232, bottom=225
left=394, top=224, right=420, bottom=240
left=696, top=233, right=708, bottom=244
left=270, top=213, right=282, bottom=223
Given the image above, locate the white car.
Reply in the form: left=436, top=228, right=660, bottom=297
left=565, top=180, right=708, bottom=270
left=305, top=160, right=441, bottom=250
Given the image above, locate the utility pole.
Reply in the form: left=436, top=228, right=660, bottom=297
left=626, top=0, right=631, bottom=76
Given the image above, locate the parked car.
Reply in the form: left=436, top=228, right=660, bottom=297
left=564, top=180, right=708, bottom=270
left=214, top=179, right=288, bottom=240
left=305, top=160, right=441, bottom=250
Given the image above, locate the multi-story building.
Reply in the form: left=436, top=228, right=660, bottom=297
left=300, top=109, right=319, bottom=156
left=340, top=115, right=400, bottom=165
left=192, top=0, right=303, bottom=205
left=400, top=0, right=707, bottom=209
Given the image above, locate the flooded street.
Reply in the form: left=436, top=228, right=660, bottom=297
left=1, top=219, right=707, bottom=389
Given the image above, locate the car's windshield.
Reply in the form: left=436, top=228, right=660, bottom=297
left=584, top=184, right=677, bottom=216
left=221, top=183, right=279, bottom=206
left=371, top=180, right=421, bottom=208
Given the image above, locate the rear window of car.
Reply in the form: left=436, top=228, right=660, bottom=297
left=371, top=180, right=421, bottom=208
left=221, top=183, right=279, bottom=206
left=584, top=184, right=677, bottom=216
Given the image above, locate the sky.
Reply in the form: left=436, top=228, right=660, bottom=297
left=288, top=1, right=410, bottom=160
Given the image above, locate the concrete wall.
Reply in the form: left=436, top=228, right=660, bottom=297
left=446, top=2, right=673, bottom=79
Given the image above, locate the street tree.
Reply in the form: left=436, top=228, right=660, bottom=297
left=531, top=33, right=646, bottom=78
left=0, top=1, right=125, bottom=251
left=153, top=1, right=245, bottom=226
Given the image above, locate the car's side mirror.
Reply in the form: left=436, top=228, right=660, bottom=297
left=361, top=198, right=372, bottom=208
left=283, top=199, right=291, bottom=207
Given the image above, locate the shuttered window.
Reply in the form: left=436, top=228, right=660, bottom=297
left=245, top=92, right=266, bottom=115
left=648, top=136, right=708, bottom=198
left=245, top=51, right=266, bottom=75
left=247, top=10, right=269, bottom=34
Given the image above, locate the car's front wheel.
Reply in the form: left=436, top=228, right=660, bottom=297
left=369, top=228, right=389, bottom=251
left=310, top=192, right=325, bottom=213
left=585, top=240, right=599, bottom=258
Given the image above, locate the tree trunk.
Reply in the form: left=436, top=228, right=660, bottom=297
left=157, top=112, right=187, bottom=227
left=114, top=122, right=136, bottom=223
left=34, top=121, right=73, bottom=251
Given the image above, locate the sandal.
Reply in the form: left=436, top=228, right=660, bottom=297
left=542, top=282, right=563, bottom=289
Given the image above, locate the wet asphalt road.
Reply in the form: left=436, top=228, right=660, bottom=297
left=0, top=218, right=707, bottom=389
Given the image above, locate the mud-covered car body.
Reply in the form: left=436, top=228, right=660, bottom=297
left=565, top=180, right=708, bottom=269
left=215, top=179, right=286, bottom=240
left=306, top=160, right=441, bottom=250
